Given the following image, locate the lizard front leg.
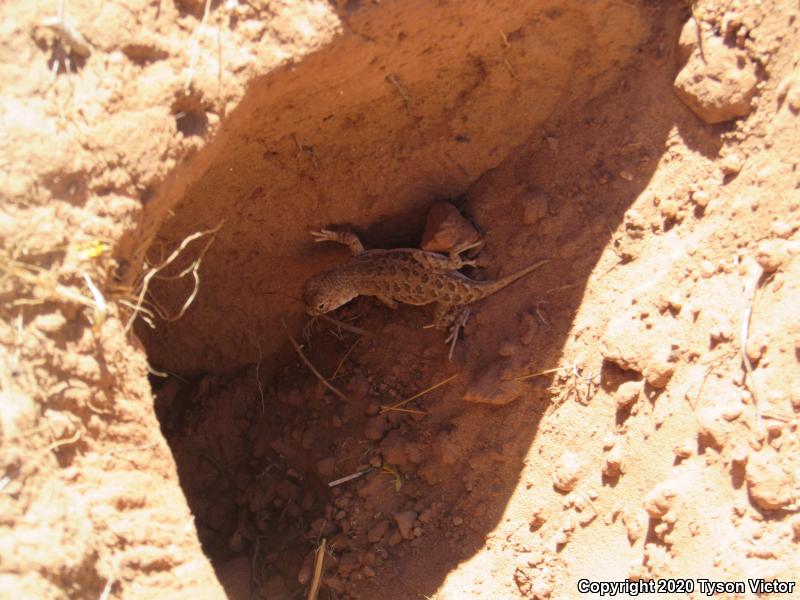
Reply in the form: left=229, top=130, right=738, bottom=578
left=310, top=228, right=365, bottom=256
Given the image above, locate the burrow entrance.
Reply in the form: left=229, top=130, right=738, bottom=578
left=134, top=2, right=683, bottom=597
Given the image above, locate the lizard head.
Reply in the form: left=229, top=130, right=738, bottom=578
left=303, top=270, right=357, bottom=316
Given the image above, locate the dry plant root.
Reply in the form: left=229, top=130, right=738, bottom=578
left=121, top=222, right=223, bottom=334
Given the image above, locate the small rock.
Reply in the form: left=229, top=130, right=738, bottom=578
left=746, top=453, right=794, bottom=510
left=603, top=444, right=623, bottom=478
left=552, top=451, right=581, bottom=492
left=691, top=190, right=711, bottom=208
left=642, top=351, right=674, bottom=389
left=531, top=576, right=553, bottom=599
left=708, top=311, right=734, bottom=343
left=380, top=430, right=411, bottom=469
left=32, top=311, right=66, bottom=333
left=616, top=381, right=641, bottom=409
left=393, top=511, right=417, bottom=540
left=756, top=238, right=799, bottom=272
left=673, top=441, right=694, bottom=459
left=364, top=415, right=387, bottom=441
left=697, top=406, right=732, bottom=449
left=452, top=515, right=463, bottom=526
left=522, top=189, right=550, bottom=225
left=770, top=221, right=793, bottom=238
left=317, top=456, right=336, bottom=478
left=420, top=201, right=481, bottom=255
left=367, top=519, right=390, bottom=543
left=720, top=152, right=745, bottom=175
left=673, top=18, right=758, bottom=123
left=643, top=481, right=679, bottom=519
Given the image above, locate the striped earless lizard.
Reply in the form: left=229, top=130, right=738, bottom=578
left=303, top=229, right=548, bottom=358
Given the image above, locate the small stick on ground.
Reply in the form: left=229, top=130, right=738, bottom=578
left=330, top=338, right=360, bottom=381
left=386, top=73, right=412, bottom=111
left=307, top=538, right=326, bottom=600
left=741, top=265, right=763, bottom=419
left=514, top=365, right=569, bottom=381
left=184, top=0, right=212, bottom=91
left=255, top=340, right=265, bottom=415
left=380, top=373, right=457, bottom=414
left=282, top=319, right=348, bottom=403
left=320, top=314, right=372, bottom=337
left=328, top=469, right=371, bottom=488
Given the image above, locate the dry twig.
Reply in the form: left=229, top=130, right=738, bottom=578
left=307, top=538, right=326, bottom=600
left=380, top=373, right=456, bottom=414
left=741, top=265, right=763, bottom=419
left=282, top=320, right=348, bottom=403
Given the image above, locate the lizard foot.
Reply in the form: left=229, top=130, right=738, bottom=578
left=444, top=307, right=470, bottom=361
left=310, top=229, right=338, bottom=243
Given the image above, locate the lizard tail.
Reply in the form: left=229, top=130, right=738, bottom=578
left=473, top=259, right=549, bottom=299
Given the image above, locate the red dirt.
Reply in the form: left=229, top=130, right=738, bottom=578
left=2, top=0, right=798, bottom=598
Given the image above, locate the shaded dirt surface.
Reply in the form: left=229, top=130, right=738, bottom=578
left=2, top=0, right=799, bottom=599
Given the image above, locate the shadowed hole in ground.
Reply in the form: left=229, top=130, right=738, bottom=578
left=131, top=1, right=697, bottom=597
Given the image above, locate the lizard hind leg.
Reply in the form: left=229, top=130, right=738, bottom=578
left=310, top=228, right=365, bottom=256
left=432, top=304, right=471, bottom=360
left=375, top=294, right=398, bottom=309
left=444, top=307, right=471, bottom=361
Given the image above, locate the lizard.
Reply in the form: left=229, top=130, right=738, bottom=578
left=303, top=228, right=548, bottom=358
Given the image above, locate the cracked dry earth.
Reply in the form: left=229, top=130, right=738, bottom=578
left=1, top=0, right=799, bottom=599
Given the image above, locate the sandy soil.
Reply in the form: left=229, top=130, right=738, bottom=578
left=1, top=0, right=798, bottom=598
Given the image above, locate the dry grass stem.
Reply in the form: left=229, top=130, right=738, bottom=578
left=514, top=365, right=568, bottom=381
left=307, top=538, right=326, bottom=600
left=282, top=320, right=348, bottom=403
left=328, top=469, right=371, bottom=488
left=330, top=338, right=360, bottom=380
left=184, top=0, right=212, bottom=91
left=255, top=340, right=265, bottom=415
left=741, top=266, right=763, bottom=419
left=320, top=314, right=372, bottom=337
left=380, top=373, right=457, bottom=414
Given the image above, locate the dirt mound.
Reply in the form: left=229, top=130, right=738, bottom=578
left=2, top=0, right=798, bottom=598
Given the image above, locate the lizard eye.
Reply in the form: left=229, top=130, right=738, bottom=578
left=317, top=302, right=326, bottom=311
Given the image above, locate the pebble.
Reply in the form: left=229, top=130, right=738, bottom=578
left=673, top=18, right=758, bottom=123
left=420, top=201, right=481, bottom=255
left=363, top=415, right=387, bottom=441
left=746, top=453, right=794, bottom=510
left=770, top=220, right=792, bottom=238
left=367, top=519, right=389, bottom=543
left=32, top=311, right=66, bottom=333
left=522, top=189, right=550, bottom=225
left=643, top=481, right=679, bottom=519
left=673, top=441, right=694, bottom=459
left=691, top=190, right=711, bottom=208
left=616, top=381, right=641, bottom=409
left=316, top=457, right=336, bottom=478
left=552, top=451, right=581, bottom=492
left=603, top=444, right=623, bottom=478
left=393, top=510, right=417, bottom=540
left=697, top=406, right=732, bottom=449
left=756, top=238, right=799, bottom=272
left=720, top=152, right=745, bottom=175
